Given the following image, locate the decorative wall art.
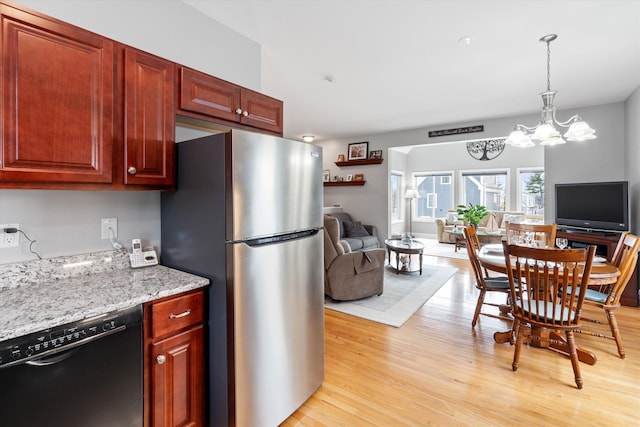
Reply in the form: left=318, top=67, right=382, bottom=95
left=466, top=138, right=506, bottom=161
left=369, top=150, right=382, bottom=159
left=347, top=142, right=368, bottom=160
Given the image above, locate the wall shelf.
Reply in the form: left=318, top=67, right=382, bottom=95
left=334, top=158, right=383, bottom=167
left=323, top=181, right=366, bottom=187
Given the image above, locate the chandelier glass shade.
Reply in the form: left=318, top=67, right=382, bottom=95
left=506, top=34, right=596, bottom=148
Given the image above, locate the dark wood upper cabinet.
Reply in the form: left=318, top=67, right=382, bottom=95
left=179, top=66, right=283, bottom=135
left=179, top=66, right=241, bottom=123
left=240, top=87, right=283, bottom=134
left=123, top=48, right=175, bottom=187
left=0, top=3, right=114, bottom=184
left=0, top=2, right=284, bottom=189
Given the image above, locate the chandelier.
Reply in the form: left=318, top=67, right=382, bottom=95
left=505, top=34, right=596, bottom=148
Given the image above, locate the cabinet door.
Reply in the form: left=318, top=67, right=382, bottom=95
left=124, top=48, right=175, bottom=186
left=0, top=5, right=113, bottom=184
left=151, top=325, right=204, bottom=427
left=179, top=67, right=241, bottom=123
left=240, top=88, right=283, bottom=134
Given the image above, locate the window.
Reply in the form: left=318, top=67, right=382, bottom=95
left=390, top=171, right=404, bottom=222
left=460, top=170, right=508, bottom=211
left=413, top=171, right=453, bottom=219
left=518, top=168, right=544, bottom=216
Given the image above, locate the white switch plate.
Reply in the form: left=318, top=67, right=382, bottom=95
left=101, top=218, right=117, bottom=240
left=0, top=223, right=20, bottom=248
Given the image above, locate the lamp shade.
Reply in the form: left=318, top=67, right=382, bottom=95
left=404, top=188, right=417, bottom=199
left=564, top=120, right=596, bottom=142
left=505, top=129, right=534, bottom=148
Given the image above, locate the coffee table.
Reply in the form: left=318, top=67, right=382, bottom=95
left=449, top=228, right=504, bottom=252
left=384, top=239, right=424, bottom=275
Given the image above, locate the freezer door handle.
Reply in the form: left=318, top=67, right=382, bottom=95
left=243, top=228, right=320, bottom=247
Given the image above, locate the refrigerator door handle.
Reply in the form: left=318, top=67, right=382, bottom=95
left=241, top=228, right=321, bottom=247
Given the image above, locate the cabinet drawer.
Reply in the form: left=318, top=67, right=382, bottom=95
left=150, top=291, right=204, bottom=338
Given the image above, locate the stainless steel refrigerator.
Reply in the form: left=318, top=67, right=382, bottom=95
left=161, top=129, right=324, bottom=427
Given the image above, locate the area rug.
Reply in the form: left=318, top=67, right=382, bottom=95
left=418, top=238, right=468, bottom=260
left=324, top=265, right=457, bottom=327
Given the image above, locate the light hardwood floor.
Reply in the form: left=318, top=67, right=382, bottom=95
left=283, top=255, right=640, bottom=426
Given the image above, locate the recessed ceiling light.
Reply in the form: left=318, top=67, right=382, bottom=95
left=302, top=135, right=315, bottom=143
left=458, top=36, right=473, bottom=45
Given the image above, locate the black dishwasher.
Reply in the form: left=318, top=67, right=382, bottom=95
left=0, top=305, right=143, bottom=427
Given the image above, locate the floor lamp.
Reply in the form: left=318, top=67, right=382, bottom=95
left=404, top=188, right=417, bottom=238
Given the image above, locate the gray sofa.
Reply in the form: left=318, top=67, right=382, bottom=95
left=435, top=210, right=543, bottom=244
left=325, top=212, right=380, bottom=251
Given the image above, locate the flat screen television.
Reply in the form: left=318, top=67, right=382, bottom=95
left=555, top=181, right=629, bottom=233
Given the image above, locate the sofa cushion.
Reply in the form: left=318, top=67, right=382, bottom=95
left=344, top=220, right=370, bottom=237
left=344, top=237, right=364, bottom=251
left=500, top=214, right=524, bottom=229
left=327, top=212, right=353, bottom=238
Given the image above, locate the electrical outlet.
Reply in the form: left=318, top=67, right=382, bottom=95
left=0, top=223, right=20, bottom=248
left=101, top=218, right=118, bottom=240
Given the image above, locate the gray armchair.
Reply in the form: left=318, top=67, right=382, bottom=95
left=323, top=215, right=385, bottom=301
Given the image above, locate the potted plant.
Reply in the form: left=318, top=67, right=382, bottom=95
left=456, top=203, right=489, bottom=229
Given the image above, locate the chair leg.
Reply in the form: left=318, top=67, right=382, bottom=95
left=472, top=289, right=486, bottom=327
left=606, top=309, right=625, bottom=359
left=566, top=331, right=583, bottom=389
left=512, top=319, right=522, bottom=372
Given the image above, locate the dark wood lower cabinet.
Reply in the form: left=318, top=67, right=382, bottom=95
left=144, top=290, right=205, bottom=427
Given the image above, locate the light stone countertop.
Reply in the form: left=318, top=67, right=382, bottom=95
left=0, top=250, right=210, bottom=342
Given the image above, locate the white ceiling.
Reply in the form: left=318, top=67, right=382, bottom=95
left=183, top=0, right=640, bottom=143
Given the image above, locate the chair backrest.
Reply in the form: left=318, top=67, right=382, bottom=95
left=324, top=215, right=345, bottom=269
left=505, top=222, right=557, bottom=248
left=463, top=225, right=487, bottom=289
left=502, top=242, right=596, bottom=328
left=606, top=232, right=640, bottom=305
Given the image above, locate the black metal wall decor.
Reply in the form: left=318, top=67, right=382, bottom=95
left=466, top=138, right=506, bottom=161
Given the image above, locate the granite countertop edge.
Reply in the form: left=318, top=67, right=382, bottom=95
left=0, top=250, right=210, bottom=343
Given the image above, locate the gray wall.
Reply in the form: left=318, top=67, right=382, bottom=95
left=0, top=1, right=261, bottom=264
left=18, top=0, right=261, bottom=90
left=320, top=101, right=631, bottom=242
left=625, top=86, right=640, bottom=234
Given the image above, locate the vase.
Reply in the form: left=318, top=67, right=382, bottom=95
left=401, top=232, right=412, bottom=245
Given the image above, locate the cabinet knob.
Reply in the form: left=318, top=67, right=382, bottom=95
left=242, top=110, right=249, bottom=117
left=156, top=354, right=166, bottom=364
left=235, top=108, right=243, bottom=115
left=127, top=166, right=137, bottom=175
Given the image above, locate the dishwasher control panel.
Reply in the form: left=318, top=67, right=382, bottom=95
left=0, top=305, right=142, bottom=368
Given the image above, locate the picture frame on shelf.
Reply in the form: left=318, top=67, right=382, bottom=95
left=369, top=150, right=382, bottom=159
left=348, top=142, right=368, bottom=160
left=354, top=173, right=364, bottom=181
left=337, top=154, right=345, bottom=162
left=346, top=174, right=353, bottom=182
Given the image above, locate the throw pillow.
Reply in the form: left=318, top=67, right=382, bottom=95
left=344, top=220, right=370, bottom=237
left=446, top=212, right=459, bottom=225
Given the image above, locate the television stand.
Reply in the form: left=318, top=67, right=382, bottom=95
left=556, top=229, right=637, bottom=307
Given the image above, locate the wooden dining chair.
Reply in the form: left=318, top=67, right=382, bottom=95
left=575, top=232, right=640, bottom=358
left=505, top=222, right=557, bottom=248
left=502, top=242, right=596, bottom=389
left=463, top=226, right=512, bottom=328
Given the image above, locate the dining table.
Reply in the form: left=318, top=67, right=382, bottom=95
left=477, top=243, right=620, bottom=365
